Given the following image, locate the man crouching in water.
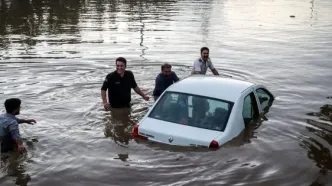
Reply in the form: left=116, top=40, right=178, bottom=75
left=0, top=98, right=36, bottom=153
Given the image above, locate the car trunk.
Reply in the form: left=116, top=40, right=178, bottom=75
left=138, top=117, right=223, bottom=147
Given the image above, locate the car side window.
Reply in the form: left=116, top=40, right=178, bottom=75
left=256, top=88, right=273, bottom=111
left=243, top=92, right=259, bottom=126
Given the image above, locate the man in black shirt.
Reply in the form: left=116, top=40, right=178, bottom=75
left=101, top=57, right=149, bottom=110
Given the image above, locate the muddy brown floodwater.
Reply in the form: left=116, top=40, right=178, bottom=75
left=0, top=0, right=332, bottom=185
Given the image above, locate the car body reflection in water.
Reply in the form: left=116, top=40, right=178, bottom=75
left=301, top=104, right=332, bottom=185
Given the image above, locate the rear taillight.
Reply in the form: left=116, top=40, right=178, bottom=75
left=209, top=140, right=219, bottom=149
left=132, top=124, right=148, bottom=140
left=133, top=124, right=139, bottom=136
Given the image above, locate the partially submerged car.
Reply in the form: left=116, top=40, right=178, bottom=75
left=132, top=75, right=274, bottom=149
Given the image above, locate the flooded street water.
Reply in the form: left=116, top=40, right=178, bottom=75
left=0, top=0, right=332, bottom=185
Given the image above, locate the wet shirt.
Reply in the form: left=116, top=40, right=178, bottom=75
left=101, top=70, right=138, bottom=108
left=191, top=57, right=215, bottom=75
left=0, top=113, right=21, bottom=152
left=153, top=72, right=179, bottom=97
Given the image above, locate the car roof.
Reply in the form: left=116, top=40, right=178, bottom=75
left=166, top=75, right=255, bottom=102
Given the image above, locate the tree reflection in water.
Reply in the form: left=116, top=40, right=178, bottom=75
left=302, top=104, right=332, bottom=185
left=0, top=0, right=180, bottom=50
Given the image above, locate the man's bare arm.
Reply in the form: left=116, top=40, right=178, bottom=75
left=134, top=87, right=149, bottom=101
left=101, top=90, right=110, bottom=110
left=18, top=119, right=36, bottom=124
left=134, top=87, right=145, bottom=97
left=211, top=68, right=219, bottom=75
left=101, top=90, right=108, bottom=104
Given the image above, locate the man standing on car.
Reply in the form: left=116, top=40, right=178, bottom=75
left=101, top=57, right=149, bottom=110
left=0, top=98, right=36, bottom=153
left=153, top=63, right=180, bottom=101
left=191, top=47, right=219, bottom=75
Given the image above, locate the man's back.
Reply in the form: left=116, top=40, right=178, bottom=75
left=0, top=113, right=17, bottom=136
left=0, top=113, right=19, bottom=152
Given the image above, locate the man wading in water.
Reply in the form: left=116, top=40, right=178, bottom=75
left=191, top=47, right=220, bottom=75
left=0, top=98, right=36, bottom=153
left=100, top=57, right=149, bottom=110
left=101, top=57, right=149, bottom=145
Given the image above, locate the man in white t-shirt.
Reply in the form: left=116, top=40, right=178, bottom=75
left=191, top=47, right=219, bottom=75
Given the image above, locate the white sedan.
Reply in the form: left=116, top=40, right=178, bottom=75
left=132, top=75, right=274, bottom=149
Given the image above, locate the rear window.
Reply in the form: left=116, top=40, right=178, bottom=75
left=148, top=91, right=234, bottom=131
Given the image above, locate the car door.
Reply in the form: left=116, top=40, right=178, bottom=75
left=253, top=86, right=275, bottom=114
left=242, top=91, right=260, bottom=126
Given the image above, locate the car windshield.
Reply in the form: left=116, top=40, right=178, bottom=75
left=148, top=91, right=234, bottom=131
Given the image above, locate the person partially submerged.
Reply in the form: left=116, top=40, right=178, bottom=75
left=101, top=57, right=149, bottom=110
left=152, top=63, right=180, bottom=101
left=191, top=47, right=219, bottom=75
left=0, top=98, right=36, bottom=153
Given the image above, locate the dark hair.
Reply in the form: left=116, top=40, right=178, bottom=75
left=4, top=98, right=21, bottom=113
left=115, top=57, right=127, bottom=67
left=200, top=47, right=209, bottom=54
left=161, top=63, right=172, bottom=71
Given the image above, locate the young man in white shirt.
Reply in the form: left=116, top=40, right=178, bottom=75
left=191, top=47, right=219, bottom=75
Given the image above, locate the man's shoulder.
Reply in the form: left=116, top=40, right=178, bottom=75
left=0, top=114, right=18, bottom=125
left=171, top=71, right=178, bottom=76
left=125, top=70, right=134, bottom=75
left=193, top=57, right=203, bottom=65
left=207, top=58, right=214, bottom=67
left=194, top=57, right=201, bottom=63
left=105, top=71, right=118, bottom=81
left=125, top=70, right=135, bottom=79
left=107, top=70, right=117, bottom=77
left=154, top=73, right=163, bottom=83
left=0, top=113, right=5, bottom=120
left=156, top=73, right=163, bottom=78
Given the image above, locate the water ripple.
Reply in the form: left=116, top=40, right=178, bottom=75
left=1, top=0, right=332, bottom=185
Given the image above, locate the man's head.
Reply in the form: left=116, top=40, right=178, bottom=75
left=115, top=57, right=127, bottom=74
left=200, top=47, right=209, bottom=61
left=161, top=63, right=172, bottom=77
left=4, top=98, right=21, bottom=115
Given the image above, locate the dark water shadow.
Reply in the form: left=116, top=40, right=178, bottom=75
left=0, top=153, right=31, bottom=186
left=0, top=137, right=37, bottom=186
left=103, top=108, right=136, bottom=147
left=301, top=104, right=332, bottom=185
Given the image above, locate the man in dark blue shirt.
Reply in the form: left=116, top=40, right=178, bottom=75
left=0, top=98, right=36, bottom=153
left=153, top=63, right=180, bottom=101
